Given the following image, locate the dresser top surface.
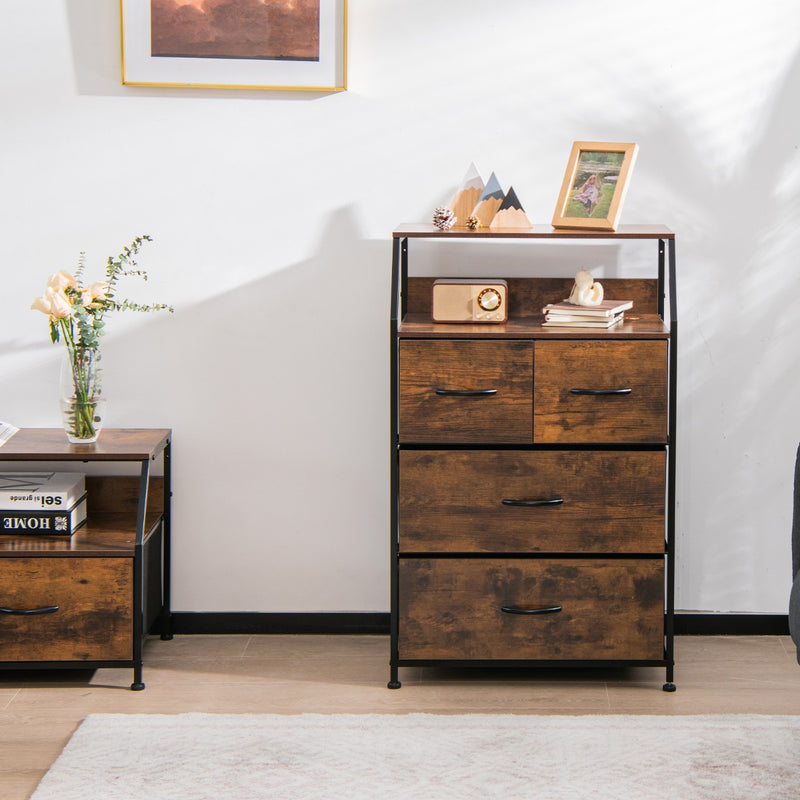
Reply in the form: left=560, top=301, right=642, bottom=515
left=393, top=224, right=675, bottom=240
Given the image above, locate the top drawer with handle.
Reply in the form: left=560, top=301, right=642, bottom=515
left=534, top=340, right=667, bottom=444
left=399, top=340, right=533, bottom=443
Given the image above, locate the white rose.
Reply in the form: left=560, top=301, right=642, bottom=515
left=82, top=280, right=110, bottom=308
left=46, top=271, right=77, bottom=292
left=29, top=287, right=74, bottom=320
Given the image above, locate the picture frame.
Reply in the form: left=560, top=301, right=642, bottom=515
left=120, top=0, right=347, bottom=92
left=552, top=141, right=638, bottom=231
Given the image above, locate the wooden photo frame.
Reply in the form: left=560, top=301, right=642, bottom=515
left=552, top=141, right=638, bottom=231
left=120, top=0, right=347, bottom=92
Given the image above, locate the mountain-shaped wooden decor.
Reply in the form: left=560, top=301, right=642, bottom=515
left=471, top=172, right=505, bottom=228
left=489, top=186, right=532, bottom=229
left=449, top=163, right=484, bottom=226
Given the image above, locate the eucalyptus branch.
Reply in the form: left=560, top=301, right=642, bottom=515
left=74, top=251, right=87, bottom=283
left=110, top=299, right=174, bottom=314
left=104, top=235, right=153, bottom=300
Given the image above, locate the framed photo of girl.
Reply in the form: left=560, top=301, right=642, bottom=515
left=552, top=141, right=638, bottom=231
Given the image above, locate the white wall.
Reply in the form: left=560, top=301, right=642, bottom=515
left=2, top=0, right=799, bottom=614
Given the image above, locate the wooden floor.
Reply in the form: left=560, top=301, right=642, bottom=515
left=2, top=634, right=800, bottom=799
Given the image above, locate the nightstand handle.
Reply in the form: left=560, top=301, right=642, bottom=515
left=570, top=387, right=632, bottom=395
left=502, top=498, right=564, bottom=507
left=0, top=605, right=59, bottom=616
left=435, top=388, right=497, bottom=397
left=501, top=605, right=563, bottom=615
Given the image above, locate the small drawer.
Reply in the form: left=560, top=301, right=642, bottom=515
left=399, top=340, right=533, bottom=444
left=399, top=558, right=664, bottom=661
left=0, top=557, right=133, bottom=662
left=399, top=450, right=666, bottom=554
left=534, top=340, right=667, bottom=443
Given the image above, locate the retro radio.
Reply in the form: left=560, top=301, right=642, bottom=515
left=431, top=279, right=508, bottom=323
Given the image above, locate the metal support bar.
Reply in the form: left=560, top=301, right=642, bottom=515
left=663, top=237, right=678, bottom=691
left=400, top=238, right=409, bottom=320
left=130, top=457, right=151, bottom=691
left=388, top=236, right=402, bottom=689
left=657, top=238, right=666, bottom=319
left=160, top=440, right=173, bottom=640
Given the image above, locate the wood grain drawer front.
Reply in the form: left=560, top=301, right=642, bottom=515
left=534, top=340, right=667, bottom=443
left=399, top=558, right=664, bottom=661
left=399, top=340, right=533, bottom=444
left=399, top=450, right=666, bottom=554
left=0, top=558, right=133, bottom=662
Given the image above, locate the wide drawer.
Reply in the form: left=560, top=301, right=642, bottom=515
left=399, top=450, right=666, bottom=553
left=399, top=558, right=664, bottom=661
left=399, top=340, right=533, bottom=443
left=0, top=557, right=133, bottom=662
left=534, top=340, right=667, bottom=443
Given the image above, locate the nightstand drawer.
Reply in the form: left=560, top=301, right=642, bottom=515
left=399, top=450, right=666, bottom=553
left=399, top=340, right=533, bottom=443
left=399, top=558, right=664, bottom=661
left=0, top=557, right=133, bottom=661
left=534, top=340, right=667, bottom=443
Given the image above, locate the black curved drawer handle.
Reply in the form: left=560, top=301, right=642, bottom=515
left=435, top=388, right=498, bottom=397
left=570, top=387, right=632, bottom=396
left=501, top=605, right=563, bottom=615
left=0, top=605, right=59, bottom=616
left=502, top=498, right=564, bottom=507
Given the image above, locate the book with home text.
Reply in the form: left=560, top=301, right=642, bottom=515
left=0, top=496, right=88, bottom=536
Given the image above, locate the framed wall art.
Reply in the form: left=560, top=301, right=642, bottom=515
left=552, top=141, right=638, bottom=231
left=120, top=0, right=347, bottom=92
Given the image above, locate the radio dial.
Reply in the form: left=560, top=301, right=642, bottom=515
left=477, top=287, right=502, bottom=312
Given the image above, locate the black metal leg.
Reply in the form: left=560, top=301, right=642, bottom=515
left=159, top=605, right=173, bottom=640
left=388, top=665, right=401, bottom=689
left=662, top=663, right=676, bottom=692
left=131, top=663, right=145, bottom=691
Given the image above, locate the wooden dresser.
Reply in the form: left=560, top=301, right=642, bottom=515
left=389, top=225, right=677, bottom=690
left=0, top=428, right=172, bottom=690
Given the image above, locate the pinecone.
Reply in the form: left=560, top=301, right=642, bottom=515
left=466, top=215, right=480, bottom=231
left=432, top=206, right=456, bottom=231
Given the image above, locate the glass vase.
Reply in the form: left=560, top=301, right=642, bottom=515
left=59, top=347, right=105, bottom=444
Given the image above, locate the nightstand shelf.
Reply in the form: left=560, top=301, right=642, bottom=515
left=0, top=428, right=172, bottom=690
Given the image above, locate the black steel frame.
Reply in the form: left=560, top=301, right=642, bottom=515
left=389, top=230, right=677, bottom=692
left=131, top=439, right=173, bottom=689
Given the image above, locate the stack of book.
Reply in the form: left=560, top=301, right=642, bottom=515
left=0, top=472, right=87, bottom=536
left=541, top=299, right=633, bottom=328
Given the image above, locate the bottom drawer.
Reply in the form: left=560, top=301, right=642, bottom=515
left=0, top=557, right=133, bottom=662
left=399, top=558, right=663, bottom=661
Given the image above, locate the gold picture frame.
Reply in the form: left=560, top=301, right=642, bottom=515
left=552, top=141, right=638, bottom=231
left=120, top=0, right=347, bottom=92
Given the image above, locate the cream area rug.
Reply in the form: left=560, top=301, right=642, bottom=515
left=31, top=713, right=800, bottom=800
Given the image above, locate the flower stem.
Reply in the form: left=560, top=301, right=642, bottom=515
left=60, top=320, right=100, bottom=440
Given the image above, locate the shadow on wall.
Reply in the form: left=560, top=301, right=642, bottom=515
left=109, top=203, right=389, bottom=453
left=104, top=206, right=391, bottom=610
left=652, top=42, right=800, bottom=611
